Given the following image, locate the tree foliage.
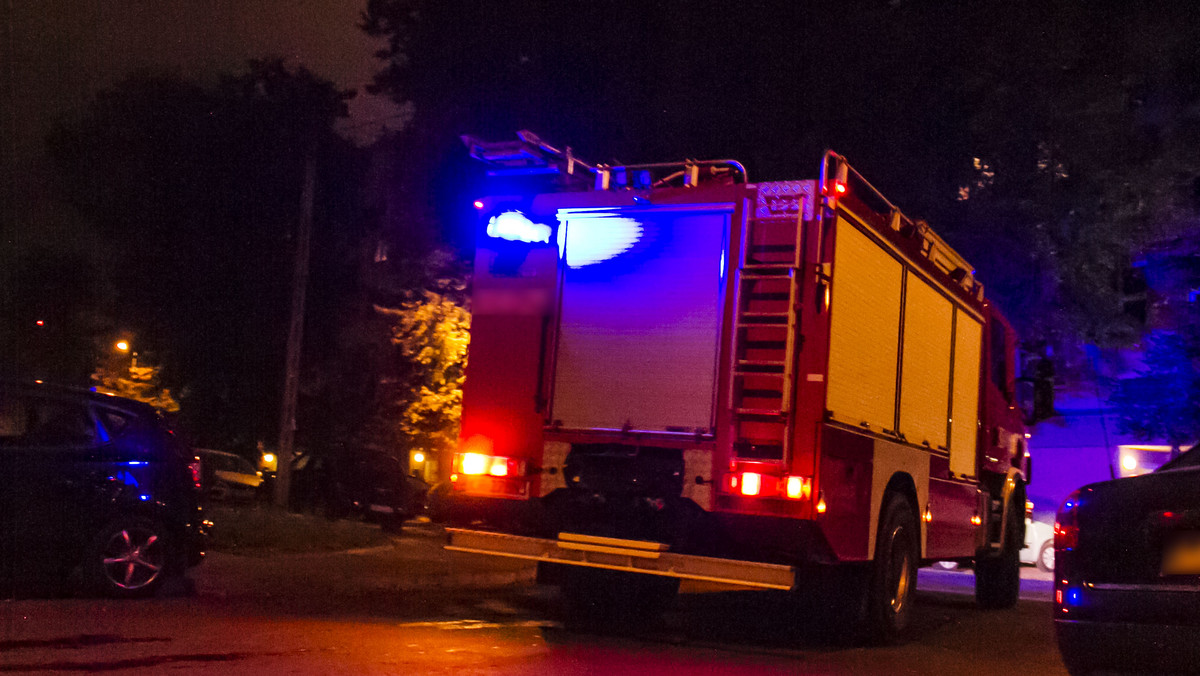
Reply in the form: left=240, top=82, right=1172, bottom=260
left=92, top=361, right=180, bottom=413
left=44, top=60, right=367, bottom=448
left=1110, top=331, right=1200, bottom=450
left=359, top=250, right=469, bottom=467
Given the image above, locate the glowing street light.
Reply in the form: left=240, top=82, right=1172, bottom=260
left=115, top=341, right=130, bottom=352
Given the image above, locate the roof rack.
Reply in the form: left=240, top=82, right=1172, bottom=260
left=463, top=130, right=747, bottom=189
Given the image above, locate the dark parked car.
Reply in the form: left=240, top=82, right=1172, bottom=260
left=0, top=383, right=208, bottom=598
left=1054, top=444, right=1200, bottom=675
left=290, top=447, right=427, bottom=530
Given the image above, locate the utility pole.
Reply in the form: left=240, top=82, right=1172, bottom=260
left=275, top=139, right=317, bottom=508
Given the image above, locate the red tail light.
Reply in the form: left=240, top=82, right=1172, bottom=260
left=189, top=456, right=203, bottom=491
left=1054, top=489, right=1081, bottom=551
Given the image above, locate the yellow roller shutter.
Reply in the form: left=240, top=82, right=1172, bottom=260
left=826, top=218, right=902, bottom=432
left=950, top=312, right=983, bottom=476
left=898, top=273, right=953, bottom=449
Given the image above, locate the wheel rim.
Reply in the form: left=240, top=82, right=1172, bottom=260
left=887, top=524, right=913, bottom=615
left=101, top=526, right=164, bottom=590
left=1040, top=543, right=1054, bottom=570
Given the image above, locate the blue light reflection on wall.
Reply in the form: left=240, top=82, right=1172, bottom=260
left=556, top=214, right=645, bottom=268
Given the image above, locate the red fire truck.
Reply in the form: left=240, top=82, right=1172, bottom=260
left=442, top=131, right=1039, bottom=641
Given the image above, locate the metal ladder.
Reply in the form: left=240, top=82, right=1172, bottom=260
left=727, top=211, right=804, bottom=461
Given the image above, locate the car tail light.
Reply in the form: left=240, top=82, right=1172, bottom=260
left=1054, top=489, right=1081, bottom=551
left=189, top=456, right=203, bottom=491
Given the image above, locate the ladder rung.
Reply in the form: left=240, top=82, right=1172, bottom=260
left=744, top=340, right=787, bottom=349
left=738, top=360, right=786, bottom=367
left=739, top=312, right=789, bottom=318
left=735, top=408, right=784, bottom=417
left=749, top=244, right=797, bottom=252
left=741, top=264, right=794, bottom=271
left=739, top=388, right=783, bottom=398
left=740, top=273, right=793, bottom=280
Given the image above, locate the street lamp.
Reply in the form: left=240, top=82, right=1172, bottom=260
left=114, top=340, right=137, bottom=369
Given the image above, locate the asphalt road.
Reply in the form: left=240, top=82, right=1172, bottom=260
left=0, top=526, right=1069, bottom=675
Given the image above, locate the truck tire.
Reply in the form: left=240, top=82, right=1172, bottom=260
left=862, top=493, right=920, bottom=644
left=559, top=567, right=679, bottom=630
left=975, top=498, right=1022, bottom=609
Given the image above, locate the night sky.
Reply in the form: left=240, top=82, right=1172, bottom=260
left=3, top=0, right=403, bottom=165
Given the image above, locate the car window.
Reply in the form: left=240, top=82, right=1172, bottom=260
left=96, top=409, right=132, bottom=438
left=23, top=398, right=97, bottom=446
left=1157, top=445, right=1200, bottom=472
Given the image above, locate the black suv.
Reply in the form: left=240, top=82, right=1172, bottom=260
left=0, top=382, right=208, bottom=597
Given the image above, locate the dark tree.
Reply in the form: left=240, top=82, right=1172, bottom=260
left=45, top=60, right=370, bottom=449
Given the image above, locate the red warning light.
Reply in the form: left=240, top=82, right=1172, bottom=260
left=834, top=182, right=847, bottom=194
left=35, top=320, right=44, bottom=327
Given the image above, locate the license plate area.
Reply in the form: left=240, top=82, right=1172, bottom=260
left=1161, top=532, right=1200, bottom=576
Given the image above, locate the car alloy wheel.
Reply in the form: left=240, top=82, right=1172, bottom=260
left=97, top=522, right=166, bottom=594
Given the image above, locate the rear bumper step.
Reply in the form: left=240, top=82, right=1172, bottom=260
left=446, top=528, right=795, bottom=590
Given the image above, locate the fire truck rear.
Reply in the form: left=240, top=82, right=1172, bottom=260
left=442, top=131, right=1036, bottom=641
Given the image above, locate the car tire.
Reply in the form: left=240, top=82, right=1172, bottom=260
left=1036, top=539, right=1054, bottom=573
left=861, top=493, right=920, bottom=644
left=85, top=517, right=171, bottom=599
left=976, top=498, right=1022, bottom=609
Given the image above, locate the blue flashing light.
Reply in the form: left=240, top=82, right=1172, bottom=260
left=1066, top=587, right=1083, bottom=607
left=123, top=460, right=148, bottom=466
left=138, top=494, right=151, bottom=502
left=487, top=211, right=552, bottom=244
left=557, top=214, right=645, bottom=268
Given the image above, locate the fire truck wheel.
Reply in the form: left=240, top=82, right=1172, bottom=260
left=559, top=567, right=679, bottom=630
left=863, top=493, right=920, bottom=644
left=975, top=498, right=1022, bottom=609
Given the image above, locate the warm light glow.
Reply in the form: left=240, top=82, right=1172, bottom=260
left=115, top=341, right=130, bottom=352
left=785, top=476, right=811, bottom=500
left=1121, top=454, right=1138, bottom=472
left=816, top=492, right=827, bottom=514
left=461, top=452, right=488, bottom=475
left=261, top=453, right=276, bottom=465
left=971, top=514, right=982, bottom=526
left=786, top=476, right=802, bottom=499
left=740, top=472, right=761, bottom=496
left=488, top=457, right=508, bottom=477
left=923, top=507, right=933, bottom=523
left=413, top=452, right=426, bottom=464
